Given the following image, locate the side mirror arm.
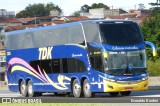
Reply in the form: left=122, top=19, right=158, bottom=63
left=145, top=41, right=157, bottom=56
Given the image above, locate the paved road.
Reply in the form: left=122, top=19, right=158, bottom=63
left=0, top=90, right=160, bottom=103
left=0, top=90, right=160, bottom=97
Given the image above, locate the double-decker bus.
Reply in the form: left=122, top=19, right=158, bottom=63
left=6, top=20, right=157, bottom=98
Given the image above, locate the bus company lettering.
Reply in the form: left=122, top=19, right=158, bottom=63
left=39, top=47, right=53, bottom=59
left=112, top=46, right=138, bottom=50
left=72, top=53, right=83, bottom=57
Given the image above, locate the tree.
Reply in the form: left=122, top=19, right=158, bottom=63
left=70, top=11, right=81, bottom=17
left=149, top=0, right=160, bottom=16
left=16, top=2, right=62, bottom=18
left=141, top=10, right=160, bottom=75
left=80, top=3, right=109, bottom=13
left=25, top=3, right=48, bottom=17
left=16, top=10, right=28, bottom=18
left=46, top=2, right=62, bottom=15
left=149, top=0, right=160, bottom=7
left=81, top=4, right=90, bottom=12
left=141, top=12, right=160, bottom=59
left=138, top=3, right=145, bottom=10
left=90, top=3, right=109, bottom=9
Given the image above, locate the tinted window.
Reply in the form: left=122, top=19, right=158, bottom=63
left=68, top=58, right=86, bottom=73
left=41, top=59, right=52, bottom=74
left=90, top=55, right=103, bottom=72
left=99, top=22, right=144, bottom=46
left=6, top=24, right=85, bottom=50
left=30, top=58, right=86, bottom=74
left=30, top=60, right=41, bottom=72
left=83, top=22, right=100, bottom=43
left=30, top=60, right=53, bottom=74
left=62, top=58, right=68, bottom=73
left=52, top=59, right=61, bottom=73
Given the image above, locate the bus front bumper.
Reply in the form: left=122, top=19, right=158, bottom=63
left=103, top=79, right=148, bottom=92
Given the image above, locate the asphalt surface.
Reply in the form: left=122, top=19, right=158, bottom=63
left=0, top=90, right=160, bottom=103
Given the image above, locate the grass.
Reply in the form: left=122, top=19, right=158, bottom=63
left=0, top=103, right=159, bottom=106
left=0, top=103, right=115, bottom=106
left=147, top=59, right=160, bottom=76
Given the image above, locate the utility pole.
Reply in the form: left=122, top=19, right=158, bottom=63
left=111, top=6, right=113, bottom=16
left=29, top=7, right=37, bottom=27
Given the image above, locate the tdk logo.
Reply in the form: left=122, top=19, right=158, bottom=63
left=39, top=47, right=53, bottom=60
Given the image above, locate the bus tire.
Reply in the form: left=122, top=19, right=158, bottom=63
left=109, top=92, right=119, bottom=97
left=27, top=80, right=36, bottom=97
left=83, top=79, right=95, bottom=98
left=120, top=91, right=131, bottom=96
left=54, top=92, right=70, bottom=97
left=36, top=92, right=42, bottom=96
left=72, top=79, right=83, bottom=98
left=20, top=80, right=28, bottom=97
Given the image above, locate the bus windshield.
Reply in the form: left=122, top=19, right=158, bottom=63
left=99, top=22, right=144, bottom=46
left=104, top=50, right=147, bottom=75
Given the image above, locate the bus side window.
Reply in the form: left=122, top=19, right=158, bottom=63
left=68, top=58, right=77, bottom=73
left=76, top=59, right=86, bottom=72
left=52, top=59, right=61, bottom=73
left=68, top=58, right=86, bottom=73
left=90, top=56, right=94, bottom=68
left=30, top=60, right=41, bottom=72
left=41, top=59, right=52, bottom=74
left=62, top=58, right=68, bottom=73
left=90, top=55, right=103, bottom=72
left=94, top=55, right=103, bottom=72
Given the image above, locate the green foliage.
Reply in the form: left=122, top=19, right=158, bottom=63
left=70, top=11, right=81, bottom=17
left=90, top=3, right=110, bottom=9
left=0, top=103, right=108, bottom=106
left=149, top=0, right=160, bottom=16
left=149, top=0, right=160, bottom=7
left=141, top=7, right=160, bottom=76
left=72, top=3, right=109, bottom=16
left=141, top=12, right=160, bottom=60
left=138, top=3, right=145, bottom=10
left=46, top=2, right=62, bottom=14
left=81, top=4, right=90, bottom=12
left=80, top=3, right=109, bottom=13
left=147, top=58, right=160, bottom=76
left=16, top=2, right=62, bottom=18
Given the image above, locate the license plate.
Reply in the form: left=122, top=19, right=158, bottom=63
left=126, top=88, right=133, bottom=91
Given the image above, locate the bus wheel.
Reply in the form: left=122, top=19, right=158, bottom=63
left=83, top=79, right=95, bottom=98
left=20, top=80, right=28, bottom=97
left=36, top=92, right=42, bottom=96
left=54, top=92, right=70, bottom=97
left=27, top=80, right=36, bottom=97
left=120, top=91, right=131, bottom=96
left=72, top=79, right=83, bottom=98
left=109, top=92, right=119, bottom=97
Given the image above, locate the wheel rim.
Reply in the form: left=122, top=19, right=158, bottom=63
left=73, top=83, right=80, bottom=95
left=21, top=82, right=25, bottom=95
left=84, top=83, right=90, bottom=95
left=28, top=83, right=33, bottom=95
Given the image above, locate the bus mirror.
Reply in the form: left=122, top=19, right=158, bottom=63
left=145, top=41, right=157, bottom=56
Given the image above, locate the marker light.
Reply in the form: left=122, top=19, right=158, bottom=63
left=103, top=52, right=108, bottom=58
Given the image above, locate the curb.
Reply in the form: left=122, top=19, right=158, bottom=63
left=149, top=86, right=160, bottom=90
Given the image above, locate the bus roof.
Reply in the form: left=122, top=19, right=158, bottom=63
left=6, top=19, right=135, bottom=36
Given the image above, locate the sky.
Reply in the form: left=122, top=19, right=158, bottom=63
left=0, top=0, right=156, bottom=15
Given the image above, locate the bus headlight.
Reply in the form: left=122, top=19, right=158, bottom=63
left=141, top=74, right=148, bottom=81
left=105, top=78, right=115, bottom=82
left=142, top=77, right=148, bottom=81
